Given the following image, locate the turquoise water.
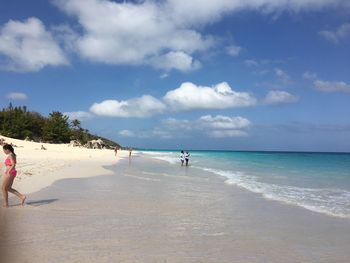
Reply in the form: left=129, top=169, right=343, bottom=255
left=139, top=150, right=350, bottom=218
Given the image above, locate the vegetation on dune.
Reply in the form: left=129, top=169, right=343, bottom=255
left=0, top=104, right=121, bottom=148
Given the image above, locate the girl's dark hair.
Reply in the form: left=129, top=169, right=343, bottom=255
left=3, top=144, right=15, bottom=155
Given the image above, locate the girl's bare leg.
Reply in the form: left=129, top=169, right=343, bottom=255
left=7, top=175, right=26, bottom=205
left=2, top=175, right=11, bottom=207
left=2, top=175, right=26, bottom=207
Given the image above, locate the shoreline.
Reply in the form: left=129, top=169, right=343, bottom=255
left=1, top=156, right=350, bottom=262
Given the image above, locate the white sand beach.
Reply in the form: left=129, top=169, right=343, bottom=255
left=1, top=136, right=350, bottom=263
left=0, top=135, right=129, bottom=195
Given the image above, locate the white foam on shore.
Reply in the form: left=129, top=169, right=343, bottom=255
left=198, top=166, right=350, bottom=219
left=140, top=151, right=179, bottom=164
left=139, top=151, right=350, bottom=218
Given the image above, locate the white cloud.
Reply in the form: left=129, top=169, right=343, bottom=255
left=119, top=128, right=173, bottom=139
left=51, top=0, right=348, bottom=72
left=160, top=73, right=169, bottom=79
left=90, top=95, right=166, bottom=118
left=119, top=130, right=136, bottom=138
left=6, top=92, right=28, bottom=100
left=161, top=115, right=251, bottom=138
left=226, top=45, right=242, bottom=57
left=164, top=82, right=257, bottom=111
left=64, top=111, right=93, bottom=121
left=198, top=115, right=251, bottom=129
left=166, top=0, right=349, bottom=26
left=54, top=0, right=213, bottom=71
left=51, top=24, right=79, bottom=52
left=208, top=129, right=248, bottom=138
left=0, top=17, right=68, bottom=72
left=148, top=51, right=201, bottom=72
left=263, top=90, right=299, bottom=105
left=313, top=80, right=350, bottom=93
left=274, top=68, right=292, bottom=84
left=303, top=71, right=317, bottom=80
left=244, top=59, right=259, bottom=67
left=319, top=23, right=350, bottom=44
left=303, top=72, right=350, bottom=93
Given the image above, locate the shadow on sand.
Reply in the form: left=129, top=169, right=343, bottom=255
left=25, top=199, right=59, bottom=207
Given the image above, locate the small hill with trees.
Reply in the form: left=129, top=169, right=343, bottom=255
left=0, top=104, right=121, bottom=148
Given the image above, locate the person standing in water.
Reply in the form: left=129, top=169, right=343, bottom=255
left=185, top=151, right=190, bottom=166
left=180, top=150, right=185, bottom=166
left=2, top=144, right=26, bottom=207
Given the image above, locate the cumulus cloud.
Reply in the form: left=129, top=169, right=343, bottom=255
left=50, top=0, right=348, bottom=72
left=53, top=0, right=213, bottom=71
left=68, top=81, right=257, bottom=119
left=319, top=23, right=350, bottom=44
left=263, top=90, right=299, bottom=105
left=164, top=82, right=257, bottom=111
left=166, top=0, right=348, bottom=26
left=274, top=68, right=292, bottom=84
left=208, top=130, right=248, bottom=138
left=226, top=45, right=242, bottom=57
left=303, top=71, right=318, bottom=80
left=119, top=128, right=173, bottom=139
left=64, top=111, right=93, bottom=120
left=198, top=115, right=251, bottom=129
left=160, top=73, right=169, bottom=79
left=90, top=95, right=166, bottom=118
left=314, top=80, right=350, bottom=93
left=161, top=115, right=251, bottom=138
left=119, top=130, right=136, bottom=138
left=6, top=92, right=28, bottom=100
left=303, top=72, right=350, bottom=93
left=148, top=51, right=201, bottom=72
left=244, top=59, right=259, bottom=67
left=0, top=17, right=68, bottom=72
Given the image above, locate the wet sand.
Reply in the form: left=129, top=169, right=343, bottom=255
left=1, top=156, right=350, bottom=263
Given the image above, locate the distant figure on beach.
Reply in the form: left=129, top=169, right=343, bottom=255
left=41, top=145, right=47, bottom=150
left=180, top=150, right=185, bottom=166
left=2, top=144, right=26, bottom=207
left=185, top=151, right=190, bottom=166
left=114, top=146, right=118, bottom=157
left=129, top=148, right=133, bottom=158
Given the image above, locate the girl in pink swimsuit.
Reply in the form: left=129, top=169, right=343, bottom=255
left=2, top=144, right=26, bottom=207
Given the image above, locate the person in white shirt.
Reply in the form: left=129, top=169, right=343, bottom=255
left=180, top=150, right=185, bottom=166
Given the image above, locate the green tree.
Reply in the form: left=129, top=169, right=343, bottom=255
left=71, top=119, right=81, bottom=130
left=42, top=111, right=71, bottom=143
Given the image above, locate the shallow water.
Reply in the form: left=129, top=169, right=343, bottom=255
left=1, top=156, right=350, bottom=263
left=141, top=150, right=350, bottom=218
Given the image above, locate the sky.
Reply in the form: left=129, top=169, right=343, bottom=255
left=0, top=0, right=349, bottom=152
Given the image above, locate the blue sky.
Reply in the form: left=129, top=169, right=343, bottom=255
left=0, top=0, right=349, bottom=151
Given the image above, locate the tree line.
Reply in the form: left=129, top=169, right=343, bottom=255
left=0, top=104, right=120, bottom=147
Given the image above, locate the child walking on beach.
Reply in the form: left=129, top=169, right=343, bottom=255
left=2, top=144, right=26, bottom=207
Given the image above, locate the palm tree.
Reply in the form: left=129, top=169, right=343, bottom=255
left=71, top=119, right=81, bottom=130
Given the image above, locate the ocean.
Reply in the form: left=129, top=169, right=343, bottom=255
left=139, top=150, right=350, bottom=218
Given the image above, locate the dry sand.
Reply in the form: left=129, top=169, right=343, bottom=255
left=0, top=135, right=129, bottom=195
